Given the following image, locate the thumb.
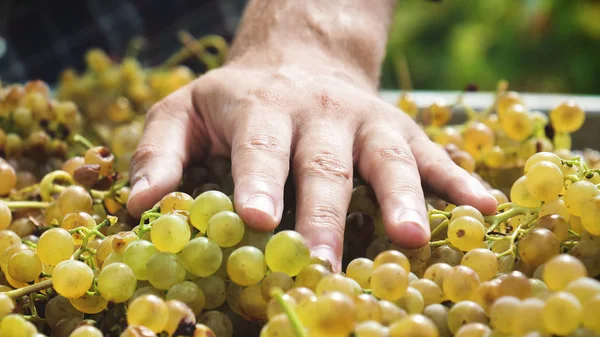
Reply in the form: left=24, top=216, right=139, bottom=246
left=127, top=85, right=206, bottom=218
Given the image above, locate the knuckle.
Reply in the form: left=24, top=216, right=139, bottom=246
left=233, top=134, right=289, bottom=161
left=376, top=145, right=415, bottom=166
left=306, top=204, right=346, bottom=237
left=131, top=143, right=162, bottom=166
left=387, top=183, right=424, bottom=203
left=299, top=151, right=352, bottom=181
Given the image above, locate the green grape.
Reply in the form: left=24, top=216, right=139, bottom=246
left=265, top=230, right=311, bottom=277
left=95, top=235, right=115, bottom=268
left=530, top=278, right=549, bottom=298
left=266, top=293, right=296, bottom=319
left=198, top=310, right=234, bottom=337
left=443, top=265, right=480, bottom=303
left=206, top=211, right=245, bottom=248
left=36, top=228, right=74, bottom=267
left=227, top=246, right=267, bottom=286
left=240, top=284, right=268, bottom=320
left=69, top=292, right=108, bottom=314
left=353, top=293, right=382, bottom=323
left=303, top=292, right=356, bottom=337
left=450, top=205, right=485, bottom=225
left=354, top=320, right=388, bottom=337
left=525, top=161, right=563, bottom=202
left=150, top=213, right=191, bottom=253
left=103, top=251, right=123, bottom=266
left=510, top=176, right=542, bottom=208
left=1, top=243, right=29, bottom=274
left=498, top=271, right=532, bottom=299
left=490, top=296, right=520, bottom=335
left=52, top=260, right=94, bottom=299
left=535, top=213, right=570, bottom=241
left=543, top=292, right=583, bottom=336
left=518, top=228, right=560, bottom=267
left=370, top=263, right=409, bottom=301
left=197, top=276, right=227, bottom=309
left=189, top=190, right=234, bottom=233
left=378, top=299, right=407, bottom=326
left=513, top=298, right=546, bottom=336
left=447, top=301, right=488, bottom=334
left=7, top=249, right=42, bottom=283
left=44, top=295, right=84, bottom=329
left=448, top=216, right=485, bottom=252
left=127, top=294, right=169, bottom=333
left=543, top=254, right=587, bottom=291
left=147, top=252, right=186, bottom=290
left=164, top=299, right=196, bottom=336
left=70, top=325, right=103, bottom=337
left=423, top=304, right=451, bottom=337
left=388, top=314, right=439, bottom=337
left=0, top=293, right=14, bottom=318
left=261, top=272, right=295, bottom=301
left=166, top=281, right=205, bottom=315
left=428, top=245, right=464, bottom=267
left=0, top=314, right=37, bottom=337
left=550, top=100, right=585, bottom=133
left=160, top=191, right=193, bottom=214
left=60, top=212, right=96, bottom=245
left=501, top=104, right=534, bottom=141
left=565, top=277, right=600, bottom=308
left=129, top=286, right=166, bottom=304
left=215, top=246, right=235, bottom=279
left=0, top=230, right=21, bottom=257
left=423, top=263, right=452, bottom=289
left=564, top=181, right=599, bottom=217
left=179, top=237, right=222, bottom=277
left=237, top=227, right=272, bottom=252
left=583, top=294, right=600, bottom=334
left=411, top=279, right=442, bottom=306
left=461, top=248, right=499, bottom=282
left=295, top=263, right=330, bottom=291
left=345, top=258, right=373, bottom=288
left=581, top=195, right=600, bottom=236
left=524, top=152, right=562, bottom=174
left=0, top=164, right=16, bottom=196
left=394, top=286, right=424, bottom=314
left=0, top=201, right=11, bottom=230
left=57, top=185, right=93, bottom=216
left=454, top=323, right=491, bottom=337
left=122, top=240, right=158, bottom=280
left=97, top=262, right=137, bottom=302
left=111, top=230, right=139, bottom=254
left=373, top=250, right=410, bottom=272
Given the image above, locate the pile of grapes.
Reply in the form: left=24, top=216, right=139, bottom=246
left=0, top=48, right=600, bottom=337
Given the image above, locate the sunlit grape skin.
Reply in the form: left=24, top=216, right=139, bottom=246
left=189, top=190, right=234, bottom=233
left=550, top=100, right=585, bottom=133
left=52, top=260, right=94, bottom=299
left=265, top=230, right=311, bottom=277
left=127, top=294, right=169, bottom=333
left=150, top=213, right=191, bottom=253
left=97, top=262, right=137, bottom=303
left=228, top=246, right=267, bottom=286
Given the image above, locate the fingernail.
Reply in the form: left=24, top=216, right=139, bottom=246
left=245, top=194, right=276, bottom=217
left=128, top=177, right=149, bottom=203
left=396, top=209, right=429, bottom=242
left=311, top=245, right=339, bottom=272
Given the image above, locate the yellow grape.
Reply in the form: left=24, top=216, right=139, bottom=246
left=447, top=216, right=485, bottom=252
left=147, top=252, right=186, bottom=290
left=496, top=91, right=523, bottom=118
left=180, top=237, right=222, bottom=277
left=0, top=243, right=29, bottom=274
left=0, top=201, right=11, bottom=230
left=550, top=100, right=585, bottom=133
left=150, top=213, right=191, bottom=253
left=353, top=293, right=382, bottom=323
left=69, top=292, right=109, bottom=314
left=52, top=260, right=94, bottom=299
left=166, top=281, right=205, bottom=315
left=510, top=176, right=542, bottom=208
left=122, top=240, right=159, bottom=280
left=489, top=189, right=508, bottom=205
left=317, top=273, right=362, bottom=297
left=206, top=211, right=245, bottom=248
left=295, top=264, right=330, bottom=291
left=70, top=325, right=103, bottom=337
left=498, top=271, right=532, bottom=299
left=354, top=320, right=388, bottom=337
left=394, top=286, right=424, bottom=314
left=97, top=262, right=137, bottom=302
left=565, top=277, right=600, bottom=308
left=580, top=195, right=600, bottom=236
left=265, top=230, right=311, bottom=277
left=7, top=249, right=42, bottom=283
left=239, top=284, right=268, bottom=321
left=554, top=131, right=572, bottom=150
left=60, top=212, right=96, bottom=245
left=525, top=161, right=563, bottom=202
left=564, top=180, right=600, bottom=217
left=423, top=263, right=452, bottom=289
left=227, top=246, right=267, bottom=286
left=0, top=293, right=14, bottom=318
left=164, top=300, right=196, bottom=336
left=127, top=294, right=169, bottom=333
left=462, top=122, right=495, bottom=161
left=517, top=228, right=560, bottom=267
left=57, top=185, right=93, bottom=216
left=461, top=248, right=499, bottom=282
left=0, top=230, right=21, bottom=257
left=266, top=293, right=296, bottom=319
left=0, top=314, right=37, bottom=337
left=483, top=146, right=505, bottom=168
left=36, top=228, right=75, bottom=267
left=542, top=292, right=583, bottom=336
left=423, top=99, right=452, bottom=127
left=524, top=152, right=562, bottom=174
left=261, top=272, right=295, bottom=301
left=373, top=250, right=410, bottom=272
left=388, top=314, right=439, bottom=337
left=345, top=258, right=373, bottom=289
left=434, top=126, right=464, bottom=148
left=189, top=190, right=233, bottom=233
left=0, top=163, right=16, bottom=196
left=370, top=263, right=409, bottom=301
left=303, top=292, right=356, bottom=337
left=447, top=300, right=487, bottom=334
left=538, top=198, right=570, bottom=222
left=398, top=92, right=419, bottom=118
left=411, top=279, right=442, bottom=306
left=501, top=104, right=534, bottom=141
left=513, top=298, right=547, bottom=336
left=422, top=304, right=450, bottom=337
left=442, top=265, right=480, bottom=303
left=198, top=311, right=233, bottom=337
left=454, top=323, right=491, bottom=337
left=583, top=294, right=600, bottom=334
left=543, top=254, right=587, bottom=291
left=490, top=296, right=520, bottom=335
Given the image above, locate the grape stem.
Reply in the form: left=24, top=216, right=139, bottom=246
left=484, top=204, right=538, bottom=234
left=4, top=201, right=50, bottom=210
left=272, top=288, right=308, bottom=337
left=429, top=238, right=449, bottom=248
left=429, top=219, right=449, bottom=239
left=496, top=213, right=538, bottom=258
left=40, top=170, right=74, bottom=201
left=568, top=229, right=581, bottom=238
left=429, top=209, right=451, bottom=218
left=22, top=240, right=37, bottom=249
left=6, top=279, right=53, bottom=300
left=72, top=133, right=95, bottom=150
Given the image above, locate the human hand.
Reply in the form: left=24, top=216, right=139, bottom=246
left=126, top=0, right=497, bottom=272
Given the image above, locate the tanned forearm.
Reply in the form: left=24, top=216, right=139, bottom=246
left=227, top=0, right=397, bottom=89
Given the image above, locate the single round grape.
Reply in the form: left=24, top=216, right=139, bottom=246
left=502, top=104, right=534, bottom=141
left=69, top=292, right=108, bottom=314
left=60, top=212, right=96, bottom=245
left=461, top=248, right=499, bottom=282
left=373, top=250, right=410, bottom=273
left=583, top=294, right=600, bottom=334
left=97, top=262, right=137, bottom=302
left=180, top=237, right=222, bottom=277
left=423, top=99, right=452, bottom=127
left=543, top=291, right=583, bottom=336
left=423, top=263, right=452, bottom=289
left=392, top=244, right=431, bottom=277
left=497, top=271, right=532, bottom=299
left=83, top=146, right=114, bottom=176
left=103, top=251, right=123, bottom=267
left=206, top=211, right=245, bottom=248
left=0, top=230, right=21, bottom=258
left=550, top=100, right=585, bottom=133
left=127, top=294, right=169, bottom=333
left=94, top=235, right=115, bottom=268
left=518, top=228, right=560, bottom=267
left=496, top=91, right=523, bottom=118
left=57, top=185, right=93, bottom=216
left=0, top=163, right=16, bottom=196
left=344, top=258, right=373, bottom=289
left=511, top=176, right=542, bottom=208
left=529, top=278, right=549, bottom=298
left=513, top=298, right=546, bottom=336
left=198, top=310, right=234, bottom=337
left=239, top=284, right=268, bottom=320
left=53, top=260, right=94, bottom=299
left=524, top=152, right=562, bottom=174
left=0, top=202, right=11, bottom=230
left=428, top=245, right=464, bottom=267
left=122, top=240, right=158, bottom=280
left=265, top=230, right=311, bottom=277
left=483, top=146, right=506, bottom=169
left=354, top=320, right=388, bottom=337
left=543, top=254, right=588, bottom=291
left=36, top=228, right=74, bottom=267
left=160, top=191, right=193, bottom=214
left=490, top=296, right=520, bottom=335
left=454, top=323, right=491, bottom=337
left=197, top=276, right=227, bottom=309
left=451, top=205, right=485, bottom=225
left=261, top=271, right=295, bottom=301
left=166, top=281, right=205, bottom=315
left=295, top=263, right=331, bottom=291
left=316, top=273, right=362, bottom=297
left=44, top=295, right=84, bottom=329
left=411, top=279, right=442, bottom=306
left=189, top=190, right=234, bottom=232
left=111, top=230, right=139, bottom=254
left=370, top=263, right=409, bottom=301
left=1, top=243, right=29, bottom=274
left=285, top=287, right=316, bottom=305
left=394, top=286, right=424, bottom=314
left=146, top=252, right=186, bottom=290
left=565, top=277, right=600, bottom=308
left=353, top=293, right=382, bottom=323
left=70, top=325, right=103, bottom=337
left=388, top=314, right=439, bottom=337
left=7, top=249, right=41, bottom=283
left=0, top=293, right=14, bottom=318
left=164, top=299, right=196, bottom=336
left=0, top=314, right=37, bottom=337
left=303, top=292, right=356, bottom=337
left=228, top=246, right=267, bottom=286
left=443, top=265, right=481, bottom=303
left=447, top=301, right=488, bottom=334
left=379, top=300, right=408, bottom=326
left=448, top=216, right=485, bottom=252
left=535, top=213, right=570, bottom=240
left=565, top=180, right=600, bottom=217
left=150, top=213, right=191, bottom=253
left=462, top=122, right=495, bottom=161
left=581, top=195, right=600, bottom=236
left=423, top=304, right=451, bottom=337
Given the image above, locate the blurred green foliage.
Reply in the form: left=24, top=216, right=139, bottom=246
left=381, top=0, right=600, bottom=94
